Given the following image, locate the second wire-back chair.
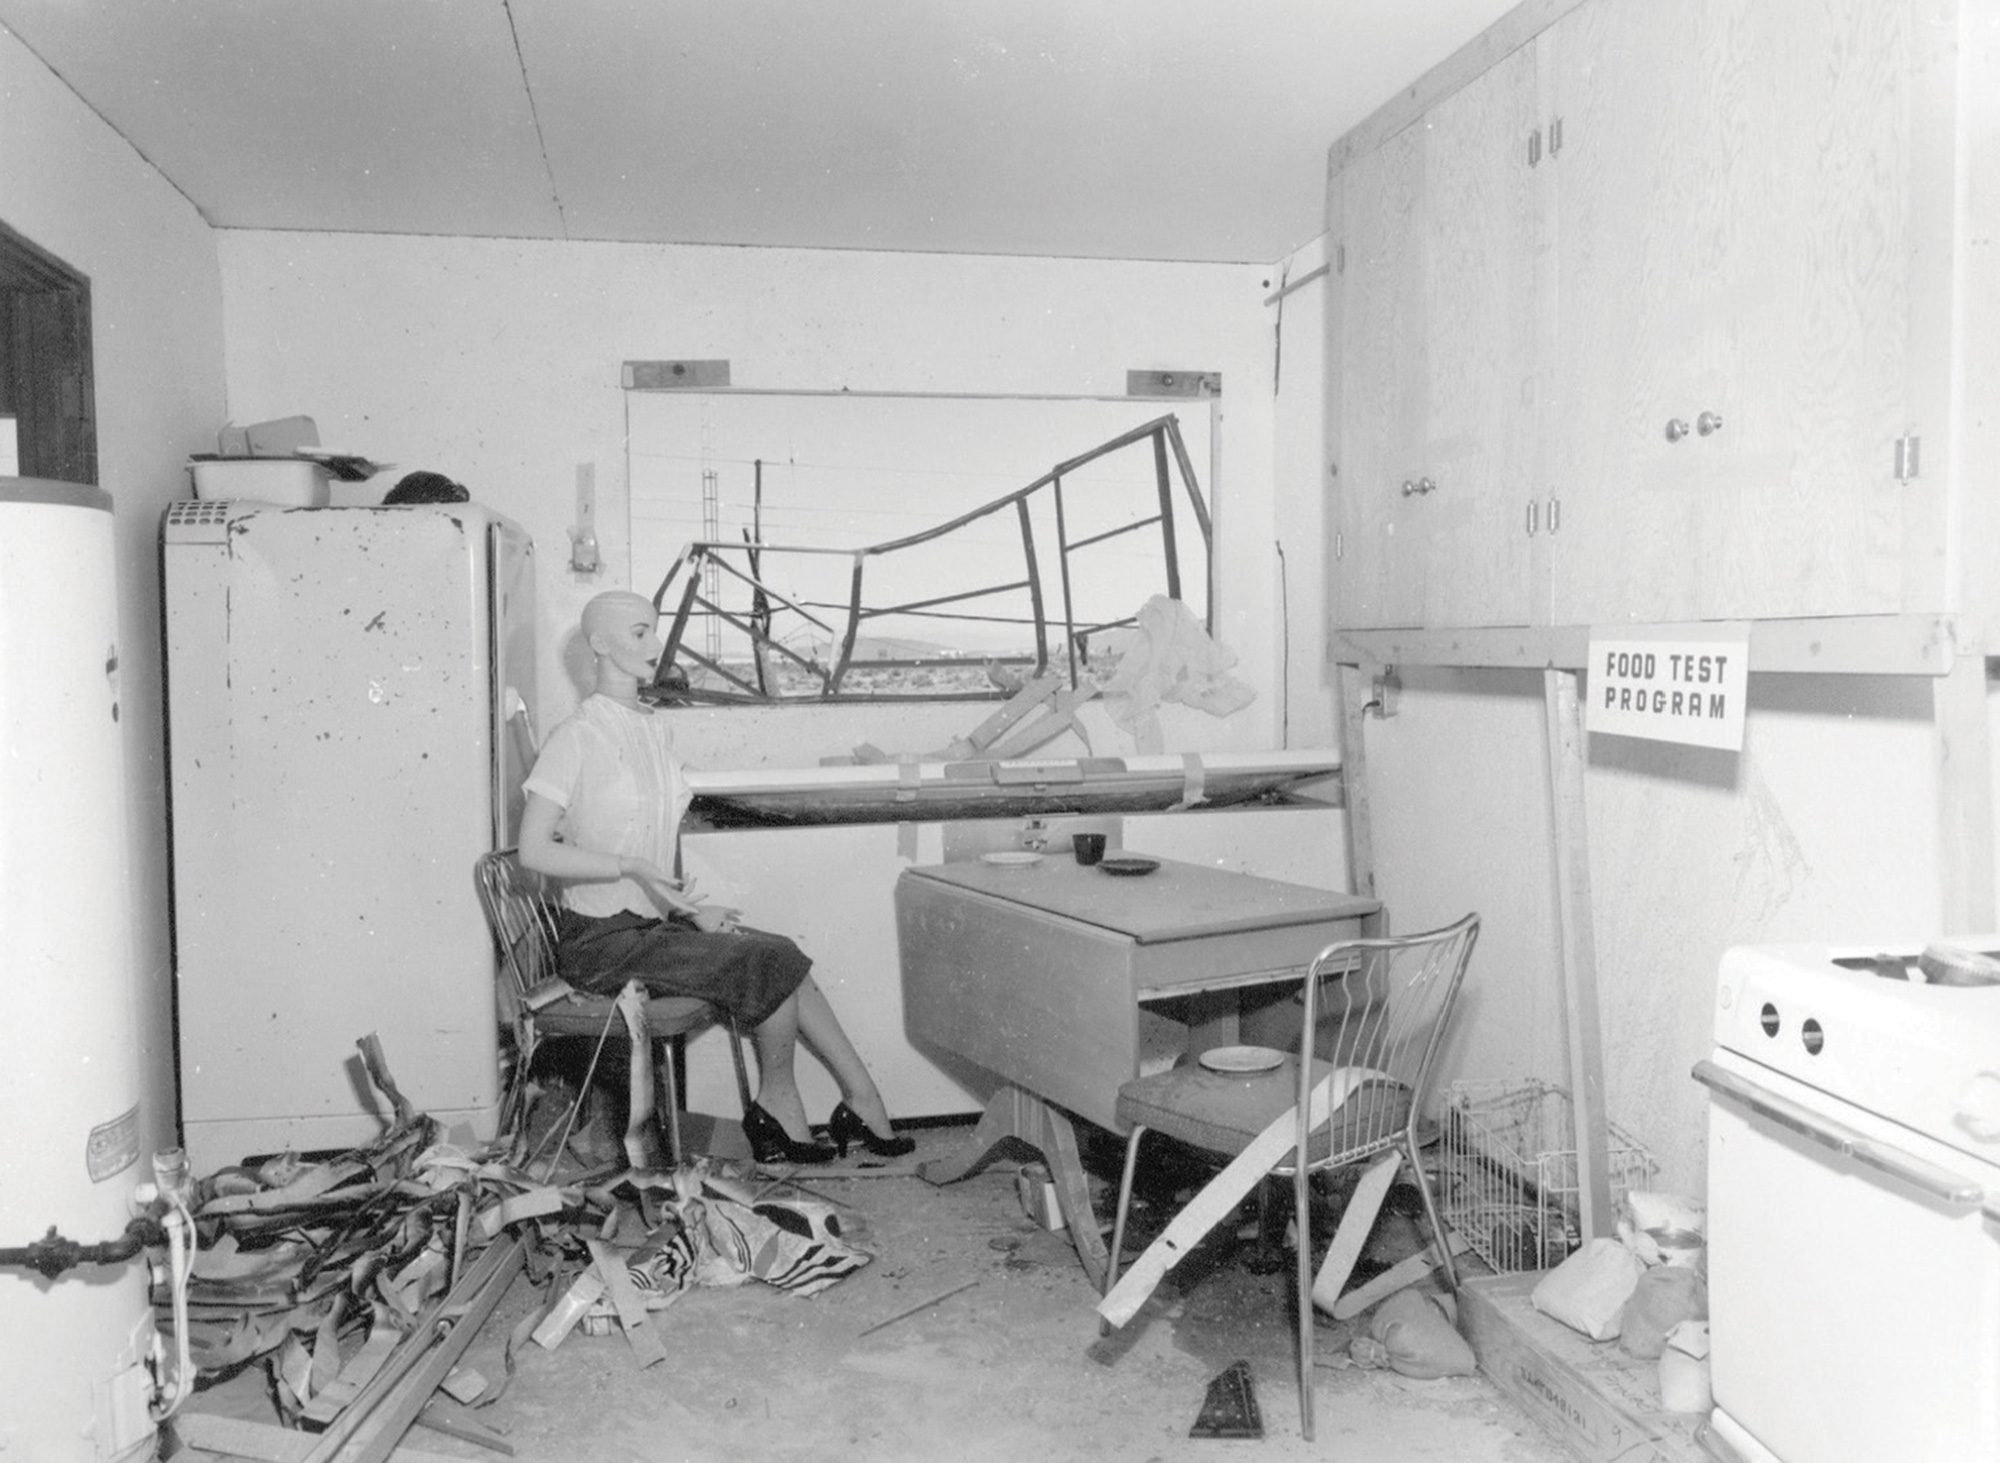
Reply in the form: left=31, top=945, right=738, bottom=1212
left=1103, top=912, right=1481, bottom=1440
left=474, top=849, right=753, bottom=1168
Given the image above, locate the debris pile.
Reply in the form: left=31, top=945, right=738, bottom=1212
left=163, top=1036, right=872, bottom=1460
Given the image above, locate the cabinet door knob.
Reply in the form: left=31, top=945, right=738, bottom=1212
left=1401, top=479, right=1418, bottom=497
left=1697, top=410, right=1724, bottom=436
left=1418, top=477, right=1437, bottom=495
left=1665, top=418, right=1690, bottom=443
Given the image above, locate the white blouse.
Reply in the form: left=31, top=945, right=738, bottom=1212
left=522, top=695, right=690, bottom=918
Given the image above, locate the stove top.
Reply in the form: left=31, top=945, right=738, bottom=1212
left=1715, top=940, right=2000, bottom=1169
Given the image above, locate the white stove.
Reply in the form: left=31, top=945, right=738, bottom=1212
left=1696, top=941, right=2000, bottom=1463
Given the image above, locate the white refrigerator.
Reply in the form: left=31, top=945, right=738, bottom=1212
left=162, top=501, right=536, bottom=1170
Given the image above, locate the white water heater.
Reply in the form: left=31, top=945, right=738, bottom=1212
left=0, top=478, right=160, bottom=1463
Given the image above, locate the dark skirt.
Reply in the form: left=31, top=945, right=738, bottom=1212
left=553, top=908, right=811, bottom=1028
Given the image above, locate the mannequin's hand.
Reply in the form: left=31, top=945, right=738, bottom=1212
left=622, top=857, right=701, bottom=918
left=692, top=903, right=743, bottom=933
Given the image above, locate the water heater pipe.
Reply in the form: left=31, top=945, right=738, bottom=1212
left=0, top=1217, right=165, bottom=1278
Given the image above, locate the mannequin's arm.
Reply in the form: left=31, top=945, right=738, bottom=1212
left=517, top=791, right=728, bottom=926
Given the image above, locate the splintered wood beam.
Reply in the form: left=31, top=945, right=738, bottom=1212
left=1543, top=668, right=1612, bottom=1240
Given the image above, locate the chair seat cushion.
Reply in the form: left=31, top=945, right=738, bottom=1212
left=531, top=993, right=717, bottom=1038
left=1116, top=1056, right=1411, bottom=1163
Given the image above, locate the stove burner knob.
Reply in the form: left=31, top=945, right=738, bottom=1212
left=1953, top=1072, right=2000, bottom=1144
left=1759, top=1002, right=1780, bottom=1038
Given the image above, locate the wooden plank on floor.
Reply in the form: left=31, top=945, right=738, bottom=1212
left=174, top=1413, right=464, bottom=1463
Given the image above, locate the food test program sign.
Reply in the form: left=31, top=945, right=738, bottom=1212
left=1585, top=629, right=1748, bottom=751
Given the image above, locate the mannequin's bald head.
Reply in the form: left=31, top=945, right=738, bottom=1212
left=581, top=591, right=658, bottom=651
left=580, top=590, right=664, bottom=699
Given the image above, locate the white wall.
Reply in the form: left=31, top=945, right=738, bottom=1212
left=1, top=25, right=229, bottom=1155
left=214, top=232, right=1305, bottom=770
left=212, top=231, right=1373, bottom=1125
left=1352, top=669, right=1953, bottom=1196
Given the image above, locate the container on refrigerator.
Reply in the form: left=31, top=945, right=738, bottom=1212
left=162, top=501, right=536, bottom=1170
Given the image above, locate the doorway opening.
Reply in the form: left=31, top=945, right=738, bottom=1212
left=0, top=219, right=96, bottom=484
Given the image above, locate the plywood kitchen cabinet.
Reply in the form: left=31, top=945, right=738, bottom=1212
left=1330, top=43, right=1540, bottom=631
left=1329, top=0, right=1964, bottom=638
left=1543, top=0, right=1933, bottom=626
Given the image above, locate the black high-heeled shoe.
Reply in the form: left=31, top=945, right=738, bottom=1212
left=827, top=1101, right=916, bottom=1159
left=742, top=1102, right=837, bottom=1165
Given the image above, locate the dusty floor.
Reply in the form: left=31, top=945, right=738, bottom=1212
left=177, top=1122, right=1571, bottom=1463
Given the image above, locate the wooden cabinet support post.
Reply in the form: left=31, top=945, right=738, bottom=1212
left=1543, top=668, right=1613, bottom=1240
left=1337, top=663, right=1380, bottom=913
left=1933, top=650, right=1996, bottom=934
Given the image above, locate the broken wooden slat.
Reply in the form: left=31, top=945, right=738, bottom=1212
left=585, top=1238, right=668, bottom=1369
left=174, top=1413, right=463, bottom=1463
left=414, top=1401, right=514, bottom=1456
left=1098, top=1068, right=1379, bottom=1328
left=1325, top=1232, right=1474, bottom=1322
left=984, top=683, right=1101, bottom=760
left=1306, top=1150, right=1402, bottom=1316
left=961, top=672, right=1062, bottom=751
left=475, top=1187, right=564, bottom=1239
left=198, top=1181, right=391, bottom=1218
left=301, top=1324, right=402, bottom=1425
left=438, top=1367, right=487, bottom=1406
left=300, top=1235, right=526, bottom=1463
left=529, top=1270, right=605, bottom=1351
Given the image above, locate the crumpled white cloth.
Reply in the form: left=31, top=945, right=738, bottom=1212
left=1095, top=595, right=1255, bottom=752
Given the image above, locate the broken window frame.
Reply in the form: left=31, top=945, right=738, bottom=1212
left=643, top=412, right=1211, bottom=706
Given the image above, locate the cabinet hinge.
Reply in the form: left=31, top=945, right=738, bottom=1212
left=1528, top=127, right=1543, bottom=168
left=1549, top=116, right=1564, bottom=157
left=1335, top=530, right=1344, bottom=561
left=1335, top=242, right=1345, bottom=275
left=1895, top=433, right=1921, bottom=483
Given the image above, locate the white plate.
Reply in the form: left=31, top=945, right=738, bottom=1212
left=1198, top=1045, right=1285, bottom=1074
left=979, top=850, right=1043, bottom=867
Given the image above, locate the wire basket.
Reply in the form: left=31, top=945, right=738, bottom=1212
left=1437, top=1078, right=1656, bottom=1273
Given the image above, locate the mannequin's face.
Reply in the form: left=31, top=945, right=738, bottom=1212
left=586, top=598, right=663, bottom=683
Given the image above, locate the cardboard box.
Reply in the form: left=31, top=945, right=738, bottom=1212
left=1458, top=1271, right=1711, bottom=1463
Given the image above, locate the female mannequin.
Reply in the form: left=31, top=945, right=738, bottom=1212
left=517, top=591, right=911, bottom=1163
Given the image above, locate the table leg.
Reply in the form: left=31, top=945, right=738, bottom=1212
left=918, top=1084, right=1109, bottom=1290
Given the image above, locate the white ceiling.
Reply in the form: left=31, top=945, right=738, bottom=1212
left=0, top=0, right=1517, bottom=265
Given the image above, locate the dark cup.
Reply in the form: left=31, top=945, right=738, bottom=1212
left=1072, top=833, right=1107, bottom=866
